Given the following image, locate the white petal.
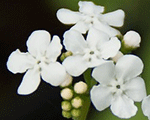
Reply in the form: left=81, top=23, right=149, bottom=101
left=56, top=8, right=81, bottom=24
left=90, top=85, right=113, bottom=111
left=17, top=66, right=41, bottom=95
left=78, top=1, right=104, bottom=14
left=100, top=37, right=121, bottom=59
left=93, top=19, right=121, bottom=37
left=63, top=55, right=87, bottom=77
left=123, top=77, right=147, bottom=102
left=7, top=49, right=35, bottom=74
left=71, top=21, right=89, bottom=34
left=110, top=95, right=138, bottom=119
left=102, top=9, right=125, bottom=27
left=41, top=62, right=66, bottom=86
left=92, top=61, right=115, bottom=84
left=142, top=95, right=150, bottom=120
left=27, top=30, right=50, bottom=57
left=87, top=28, right=109, bottom=49
left=46, top=35, right=62, bottom=62
left=115, top=55, right=144, bottom=81
left=63, top=30, right=87, bottom=54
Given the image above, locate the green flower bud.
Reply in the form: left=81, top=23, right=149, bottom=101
left=62, top=110, right=72, bottom=119
left=74, top=81, right=88, bottom=94
left=71, top=109, right=81, bottom=117
left=71, top=97, right=82, bottom=108
left=61, top=88, right=73, bottom=100
left=61, top=101, right=72, bottom=111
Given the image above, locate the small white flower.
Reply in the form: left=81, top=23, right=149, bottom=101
left=63, top=28, right=121, bottom=76
left=123, top=30, right=141, bottom=47
left=71, top=97, right=82, bottom=108
left=57, top=1, right=125, bottom=36
left=91, top=55, right=146, bottom=119
left=142, top=95, right=150, bottom=120
left=7, top=30, right=67, bottom=95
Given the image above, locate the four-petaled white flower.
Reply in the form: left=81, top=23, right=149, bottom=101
left=91, top=55, right=146, bottom=119
left=142, top=95, right=150, bottom=120
left=63, top=28, right=121, bottom=76
left=7, top=30, right=67, bottom=95
left=57, top=1, right=125, bottom=37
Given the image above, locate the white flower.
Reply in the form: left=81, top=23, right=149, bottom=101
left=142, top=95, right=150, bottom=120
left=63, top=28, right=121, bottom=76
left=57, top=1, right=125, bottom=36
left=90, top=55, right=146, bottom=119
left=7, top=30, right=67, bottom=95
left=123, top=30, right=141, bottom=47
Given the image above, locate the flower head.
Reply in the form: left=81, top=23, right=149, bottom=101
left=90, top=55, right=146, bottom=119
left=7, top=30, right=67, bottom=95
left=57, top=1, right=125, bottom=36
left=63, top=28, right=121, bottom=76
left=142, top=95, right=150, bottom=120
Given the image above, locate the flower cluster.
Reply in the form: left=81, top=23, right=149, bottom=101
left=6, top=1, right=150, bottom=120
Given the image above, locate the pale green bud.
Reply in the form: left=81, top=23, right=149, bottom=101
left=74, top=81, right=88, bottom=94
left=71, top=109, right=81, bottom=117
left=71, top=97, right=82, bottom=108
left=61, top=101, right=72, bottom=111
left=61, top=88, right=73, bottom=100
left=62, top=110, right=72, bottom=119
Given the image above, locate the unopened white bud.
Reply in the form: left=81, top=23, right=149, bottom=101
left=61, top=88, right=73, bottom=100
left=74, top=81, right=88, bottom=94
left=61, top=101, right=72, bottom=111
left=71, top=97, right=82, bottom=108
left=112, top=51, right=123, bottom=62
left=60, top=74, right=73, bottom=87
left=123, top=30, right=141, bottom=48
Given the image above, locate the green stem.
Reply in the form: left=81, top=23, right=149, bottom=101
left=73, top=95, right=91, bottom=120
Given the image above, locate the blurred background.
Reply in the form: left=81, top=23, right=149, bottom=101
left=0, top=0, right=150, bottom=119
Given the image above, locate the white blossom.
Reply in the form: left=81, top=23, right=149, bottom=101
left=57, top=1, right=125, bottom=36
left=63, top=28, right=121, bottom=76
left=91, top=55, right=146, bottom=119
left=142, top=95, right=150, bottom=120
left=123, top=30, right=141, bottom=47
left=7, top=30, right=67, bottom=95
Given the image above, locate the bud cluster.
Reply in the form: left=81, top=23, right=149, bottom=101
left=60, top=81, right=88, bottom=119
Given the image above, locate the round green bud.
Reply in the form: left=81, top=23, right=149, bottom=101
left=71, top=109, right=81, bottom=117
left=71, top=97, right=82, bottom=108
left=61, top=88, right=73, bottom=100
left=61, top=101, right=72, bottom=111
left=62, top=110, right=72, bottom=119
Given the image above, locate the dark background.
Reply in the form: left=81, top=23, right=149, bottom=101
left=0, top=0, right=69, bottom=119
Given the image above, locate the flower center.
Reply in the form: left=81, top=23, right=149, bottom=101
left=89, top=51, right=94, bottom=55
left=116, top=85, right=121, bottom=89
